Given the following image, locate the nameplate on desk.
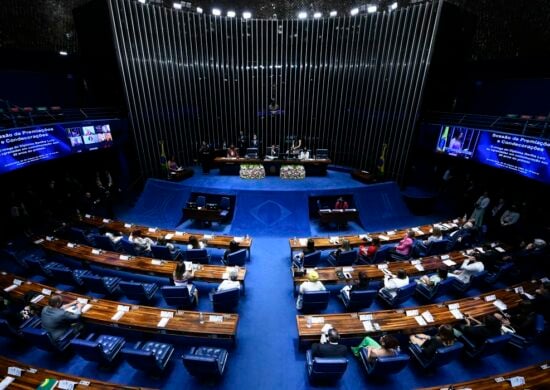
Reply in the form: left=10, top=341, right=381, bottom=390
left=119, top=255, right=129, bottom=260
left=78, top=380, right=91, bottom=386
left=412, top=227, right=421, bottom=232
left=41, top=288, right=52, bottom=296
left=358, top=234, right=371, bottom=241
left=442, top=259, right=456, bottom=267
left=124, top=223, right=132, bottom=228
left=175, top=231, right=183, bottom=236
left=484, top=294, right=496, bottom=302
left=493, top=299, right=507, bottom=311
left=440, top=254, right=450, bottom=260
left=91, top=249, right=101, bottom=255
left=77, top=298, right=88, bottom=305
left=117, top=305, right=130, bottom=312
left=448, top=303, right=460, bottom=310
left=148, top=227, right=157, bottom=233
left=415, top=316, right=427, bottom=326
left=160, top=311, right=174, bottom=318
left=111, top=311, right=125, bottom=321
left=508, top=376, right=525, bottom=387
left=378, top=235, right=390, bottom=241
left=33, top=238, right=44, bottom=244
left=7, top=367, right=22, bottom=377
left=320, top=209, right=331, bottom=213
left=415, top=264, right=424, bottom=272
left=406, top=310, right=419, bottom=317
left=151, top=259, right=163, bottom=265
left=377, top=264, right=388, bottom=270
left=541, top=363, right=550, bottom=370
left=495, top=247, right=505, bottom=253
left=209, top=315, right=224, bottom=323
left=410, top=260, right=421, bottom=265
left=165, top=233, right=174, bottom=240
left=57, top=380, right=78, bottom=390
left=31, top=294, right=45, bottom=303
left=311, top=317, right=325, bottom=324
left=157, top=317, right=170, bottom=328
left=514, top=286, right=524, bottom=294
left=386, top=231, right=396, bottom=235
left=363, top=321, right=374, bottom=332
left=67, top=242, right=76, bottom=248
left=102, top=218, right=111, bottom=223
left=3, top=285, right=17, bottom=292
left=0, top=376, right=15, bottom=389
left=26, top=368, right=37, bottom=374
left=329, top=236, right=340, bottom=244
left=359, top=314, right=373, bottom=321
left=183, top=261, right=193, bottom=271
left=13, top=278, right=23, bottom=286
left=81, top=304, right=92, bottom=313
left=203, top=234, right=213, bottom=240
left=450, top=309, right=463, bottom=319
left=46, top=236, right=54, bottom=241
left=342, top=267, right=354, bottom=273
left=475, top=247, right=485, bottom=253
left=234, top=236, right=244, bottom=243
left=421, top=311, right=434, bottom=323
left=299, top=238, right=307, bottom=246
left=84, top=214, right=91, bottom=218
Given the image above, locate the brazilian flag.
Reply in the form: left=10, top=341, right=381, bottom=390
left=377, top=143, right=388, bottom=176
left=159, top=140, right=168, bottom=172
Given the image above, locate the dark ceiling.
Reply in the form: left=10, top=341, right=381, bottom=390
left=0, top=0, right=549, bottom=61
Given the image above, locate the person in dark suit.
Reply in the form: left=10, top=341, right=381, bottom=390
left=311, top=328, right=348, bottom=358
left=41, top=295, right=82, bottom=343
left=454, top=314, right=502, bottom=348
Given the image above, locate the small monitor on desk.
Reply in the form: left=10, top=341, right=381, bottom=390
left=187, top=201, right=197, bottom=209
left=206, top=203, right=218, bottom=210
left=245, top=148, right=258, bottom=158
left=316, top=149, right=329, bottom=159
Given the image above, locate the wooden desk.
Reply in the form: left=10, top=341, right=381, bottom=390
left=0, top=273, right=239, bottom=341
left=288, top=219, right=461, bottom=258
left=183, top=207, right=225, bottom=223
left=296, top=280, right=539, bottom=344
left=214, top=157, right=331, bottom=176
left=0, top=355, right=152, bottom=389
left=351, top=170, right=376, bottom=184
left=77, top=214, right=252, bottom=253
left=419, top=361, right=550, bottom=390
left=35, top=238, right=247, bottom=292
left=318, top=209, right=359, bottom=225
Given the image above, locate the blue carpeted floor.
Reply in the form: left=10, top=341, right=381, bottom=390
left=2, top=168, right=548, bottom=389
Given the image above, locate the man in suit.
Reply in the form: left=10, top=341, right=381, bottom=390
left=311, top=328, right=348, bottom=358
left=41, top=295, right=82, bottom=343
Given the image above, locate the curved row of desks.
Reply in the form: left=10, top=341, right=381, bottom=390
left=296, top=279, right=540, bottom=344
left=419, top=361, right=550, bottom=390
left=291, top=244, right=508, bottom=293
left=0, top=272, right=239, bottom=342
left=288, top=219, right=461, bottom=256
left=77, top=214, right=252, bottom=252
left=35, top=237, right=247, bottom=292
left=0, top=356, right=150, bottom=389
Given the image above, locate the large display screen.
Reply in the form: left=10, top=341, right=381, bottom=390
left=0, top=120, right=118, bottom=175
left=435, top=125, right=550, bottom=184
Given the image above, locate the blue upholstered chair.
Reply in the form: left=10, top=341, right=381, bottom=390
left=451, top=271, right=488, bottom=293
left=161, top=286, right=197, bottom=308
left=185, top=249, right=210, bottom=264
left=508, top=314, right=545, bottom=349
left=340, top=289, right=377, bottom=311
left=484, top=262, right=515, bottom=285
left=213, top=288, right=240, bottom=312
left=359, top=350, right=410, bottom=376
left=151, top=244, right=181, bottom=261
left=0, top=317, right=41, bottom=339
left=327, top=249, right=357, bottom=267
left=305, top=349, right=348, bottom=383
left=300, top=290, right=331, bottom=313
left=459, top=333, right=512, bottom=359
left=93, top=234, right=121, bottom=252
left=378, top=281, right=417, bottom=307
left=80, top=274, right=121, bottom=295
left=409, top=341, right=464, bottom=369
left=49, top=266, right=91, bottom=286
left=25, top=257, right=64, bottom=278
left=119, top=281, right=159, bottom=302
left=71, top=333, right=126, bottom=366
left=415, top=278, right=454, bottom=302
left=21, top=323, right=80, bottom=352
left=122, top=341, right=175, bottom=374
left=196, top=196, right=206, bottom=208
left=223, top=249, right=247, bottom=266
left=119, top=238, right=140, bottom=256
left=302, top=251, right=321, bottom=268
left=66, top=227, right=94, bottom=246
left=425, top=240, right=452, bottom=256
left=182, top=346, right=229, bottom=379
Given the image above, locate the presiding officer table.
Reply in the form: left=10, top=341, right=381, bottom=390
left=0, top=356, right=153, bottom=389
left=214, top=157, right=331, bottom=176
left=0, top=272, right=239, bottom=342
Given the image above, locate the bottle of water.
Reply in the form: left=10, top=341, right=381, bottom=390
left=199, top=312, right=204, bottom=324
left=306, top=316, right=312, bottom=328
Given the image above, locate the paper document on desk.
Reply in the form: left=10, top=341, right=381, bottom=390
left=0, top=376, right=15, bottom=390
left=359, top=314, right=373, bottom=321
left=495, top=247, right=505, bottom=253
left=406, top=310, right=419, bottom=317
left=450, top=309, right=464, bottom=319
left=81, top=304, right=92, bottom=313
left=184, top=261, right=193, bottom=270
left=165, top=233, right=174, bottom=240
left=3, top=285, right=17, bottom=292
left=412, top=227, right=421, bottom=232
left=117, top=305, right=130, bottom=312
left=421, top=311, right=435, bottom=323
left=175, top=231, right=183, bottom=236
left=222, top=273, right=229, bottom=279
left=378, top=235, right=390, bottom=241
left=151, top=259, right=162, bottom=265
left=119, top=255, right=129, bottom=260
left=342, top=267, right=354, bottom=272
left=329, top=236, right=340, bottom=244
left=415, top=264, right=425, bottom=272
left=493, top=299, right=507, bottom=311
left=203, top=234, right=213, bottom=240
left=299, top=238, right=307, bottom=246
left=160, top=311, right=174, bottom=318
left=31, top=294, right=45, bottom=304
left=320, top=209, right=331, bottom=213
left=111, top=311, right=125, bottom=321
left=124, top=223, right=132, bottom=228
left=209, top=315, right=224, bottom=323
left=234, top=236, right=244, bottom=243
left=443, top=259, right=456, bottom=267
left=148, top=228, right=157, bottom=233
left=358, top=234, right=371, bottom=240
left=311, top=317, right=325, bottom=324
left=448, top=303, right=460, bottom=310
left=57, top=380, right=77, bottom=390
left=157, top=317, right=170, bottom=328
left=414, top=316, right=428, bottom=326
left=363, top=321, right=374, bottom=332
left=440, top=254, right=450, bottom=260
left=484, top=294, right=496, bottom=302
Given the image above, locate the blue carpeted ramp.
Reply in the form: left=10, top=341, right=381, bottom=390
left=230, top=190, right=311, bottom=236
left=121, top=179, right=190, bottom=228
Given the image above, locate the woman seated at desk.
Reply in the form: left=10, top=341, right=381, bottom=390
left=167, top=155, right=181, bottom=171
left=227, top=144, right=239, bottom=158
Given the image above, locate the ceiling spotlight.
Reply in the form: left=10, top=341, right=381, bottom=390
left=313, top=12, right=322, bottom=18
left=243, top=11, right=252, bottom=19
left=212, top=8, right=221, bottom=16
left=298, top=12, right=307, bottom=19
left=367, top=5, right=378, bottom=13
left=173, top=2, right=182, bottom=10
left=59, top=51, right=68, bottom=56
left=350, top=8, right=359, bottom=16
left=227, top=10, right=236, bottom=17
left=138, top=0, right=146, bottom=4
left=390, top=2, right=398, bottom=10
left=329, top=11, right=337, bottom=17
left=196, top=6, right=203, bottom=13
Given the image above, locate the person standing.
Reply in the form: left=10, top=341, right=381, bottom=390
left=199, top=141, right=211, bottom=174
left=470, top=192, right=490, bottom=228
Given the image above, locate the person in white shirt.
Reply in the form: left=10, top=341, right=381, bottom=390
left=448, top=255, right=484, bottom=283
left=500, top=205, right=520, bottom=227
left=296, top=270, right=326, bottom=310
left=217, top=270, right=241, bottom=292
left=380, top=269, right=409, bottom=297
left=99, top=227, right=123, bottom=243
left=187, top=235, right=206, bottom=250
left=129, top=229, right=156, bottom=252
left=424, top=226, right=444, bottom=245
left=470, top=192, right=490, bottom=227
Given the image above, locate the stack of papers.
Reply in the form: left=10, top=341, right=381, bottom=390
left=415, top=264, right=425, bottom=272
left=484, top=294, right=496, bottom=302
left=450, top=309, right=464, bottom=319
left=165, top=233, right=174, bottom=240
left=493, top=299, right=507, bottom=311
left=421, top=311, right=435, bottom=323
left=443, top=259, right=456, bottom=267
left=406, top=309, right=419, bottom=317
left=363, top=321, right=374, bottom=332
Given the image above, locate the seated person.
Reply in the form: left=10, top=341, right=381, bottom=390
left=129, top=229, right=156, bottom=252
left=334, top=197, right=349, bottom=209
left=157, top=238, right=178, bottom=253
left=187, top=235, right=205, bottom=250
left=424, top=226, right=444, bottom=245
left=494, top=300, right=536, bottom=336
left=226, top=144, right=239, bottom=158
left=98, top=227, right=123, bottom=243
left=390, top=230, right=415, bottom=258
left=167, top=155, right=181, bottom=171
left=447, top=255, right=484, bottom=283
left=173, top=262, right=198, bottom=303
left=409, top=324, right=455, bottom=359
left=380, top=269, right=409, bottom=297
left=296, top=270, right=325, bottom=310
left=351, top=334, right=400, bottom=358
left=311, top=328, right=348, bottom=358
left=417, top=267, right=448, bottom=288
left=359, top=237, right=380, bottom=261
left=267, top=144, right=278, bottom=159
left=533, top=281, right=550, bottom=320
left=454, top=314, right=502, bottom=348
left=223, top=240, right=241, bottom=261
left=217, top=270, right=241, bottom=292
left=340, top=271, right=370, bottom=300
left=293, top=238, right=315, bottom=267
left=330, top=239, right=351, bottom=259
left=41, top=295, right=82, bottom=343
left=448, top=220, right=478, bottom=250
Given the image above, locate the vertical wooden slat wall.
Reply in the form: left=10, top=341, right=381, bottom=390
left=108, top=0, right=443, bottom=179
